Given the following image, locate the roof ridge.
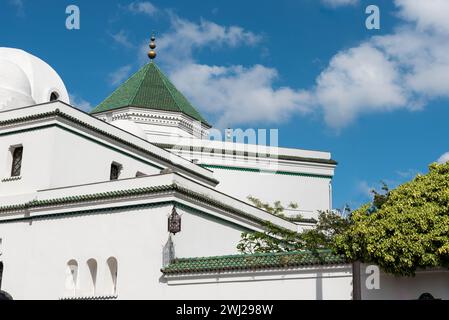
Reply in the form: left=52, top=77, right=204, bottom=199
left=153, top=63, right=208, bottom=124
left=162, top=249, right=347, bottom=275
left=129, top=63, right=151, bottom=106
left=91, top=65, right=146, bottom=114
left=172, top=249, right=335, bottom=262
left=149, top=63, right=180, bottom=113
left=92, top=62, right=210, bottom=125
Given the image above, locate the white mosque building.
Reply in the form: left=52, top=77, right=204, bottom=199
left=0, top=40, right=448, bottom=300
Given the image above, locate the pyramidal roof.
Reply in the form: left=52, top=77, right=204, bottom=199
left=90, top=63, right=210, bottom=126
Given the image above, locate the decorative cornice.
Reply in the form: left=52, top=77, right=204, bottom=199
left=0, top=110, right=218, bottom=185
left=1, top=176, right=22, bottom=183
left=0, top=183, right=293, bottom=229
left=161, top=250, right=347, bottom=275
left=60, top=295, right=118, bottom=301
left=0, top=110, right=58, bottom=126
left=107, top=108, right=209, bottom=138
left=154, top=143, right=338, bottom=166
left=287, top=217, right=317, bottom=224
left=200, top=164, right=333, bottom=179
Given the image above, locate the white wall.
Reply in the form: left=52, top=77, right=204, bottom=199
left=3, top=203, right=449, bottom=300
left=361, top=268, right=449, bottom=300
left=0, top=203, right=245, bottom=300
left=0, top=125, right=161, bottom=197
left=0, top=126, right=56, bottom=196
left=147, top=135, right=336, bottom=219
left=161, top=268, right=353, bottom=300
left=210, top=168, right=331, bottom=220
left=50, top=126, right=161, bottom=187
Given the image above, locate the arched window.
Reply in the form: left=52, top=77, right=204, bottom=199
left=65, top=260, right=78, bottom=296
left=50, top=92, right=59, bottom=101
left=87, top=259, right=98, bottom=296
left=110, top=163, right=122, bottom=180
left=0, top=262, right=4, bottom=290
left=10, top=146, right=23, bottom=177
left=107, top=257, right=118, bottom=295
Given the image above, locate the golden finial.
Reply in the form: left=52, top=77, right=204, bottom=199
left=148, top=34, right=157, bottom=60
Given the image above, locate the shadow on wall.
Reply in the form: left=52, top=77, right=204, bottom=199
left=0, top=261, right=13, bottom=300
left=65, top=257, right=118, bottom=297
left=316, top=272, right=323, bottom=300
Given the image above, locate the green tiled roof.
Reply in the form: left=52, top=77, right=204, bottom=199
left=90, top=63, right=210, bottom=126
left=161, top=250, right=347, bottom=275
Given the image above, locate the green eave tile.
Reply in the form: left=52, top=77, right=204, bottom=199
left=161, top=250, right=347, bottom=275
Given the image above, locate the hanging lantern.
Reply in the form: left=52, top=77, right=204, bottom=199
left=168, top=206, right=181, bottom=234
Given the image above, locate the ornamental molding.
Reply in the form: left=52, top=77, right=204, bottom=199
left=0, top=183, right=295, bottom=233
left=0, top=109, right=218, bottom=185
left=1, top=176, right=22, bottom=182
left=199, top=164, right=333, bottom=179
left=154, top=143, right=338, bottom=166
left=60, top=295, right=118, bottom=301
left=163, top=265, right=352, bottom=283
left=98, top=107, right=209, bottom=138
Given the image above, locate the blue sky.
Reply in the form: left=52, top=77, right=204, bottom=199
left=1, top=0, right=449, bottom=210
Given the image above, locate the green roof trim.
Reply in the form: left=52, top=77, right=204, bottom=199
left=200, top=164, right=333, bottom=179
left=0, top=183, right=294, bottom=229
left=0, top=109, right=219, bottom=186
left=0, top=200, right=253, bottom=233
left=91, top=63, right=210, bottom=126
left=154, top=143, right=338, bottom=166
left=161, top=250, right=347, bottom=275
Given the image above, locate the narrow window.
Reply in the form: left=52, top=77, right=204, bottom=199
left=107, top=257, right=118, bottom=295
left=66, top=260, right=78, bottom=296
left=50, top=92, right=59, bottom=101
left=87, top=259, right=98, bottom=296
left=11, top=146, right=23, bottom=177
left=110, top=163, right=122, bottom=180
left=0, top=261, right=3, bottom=290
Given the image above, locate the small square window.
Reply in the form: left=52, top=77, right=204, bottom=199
left=11, top=146, right=23, bottom=177
left=110, top=163, right=122, bottom=180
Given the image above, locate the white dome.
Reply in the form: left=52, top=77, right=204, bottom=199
left=0, top=59, right=36, bottom=111
left=0, top=47, right=70, bottom=111
left=0, top=59, right=32, bottom=96
left=110, top=120, right=147, bottom=140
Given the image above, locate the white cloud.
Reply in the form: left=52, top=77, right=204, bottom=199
left=125, top=1, right=449, bottom=129
left=69, top=94, right=92, bottom=112
left=155, top=14, right=262, bottom=67
left=396, top=168, right=419, bottom=179
left=437, top=152, right=449, bottom=164
left=127, top=1, right=158, bottom=16
left=396, top=0, right=449, bottom=34
left=170, top=64, right=312, bottom=127
left=357, top=181, right=375, bottom=198
left=146, top=15, right=314, bottom=127
left=308, top=0, right=449, bottom=129
left=111, top=30, right=134, bottom=48
left=321, top=0, right=358, bottom=8
left=109, top=65, right=133, bottom=86
left=10, top=0, right=24, bottom=15
left=315, top=44, right=407, bottom=128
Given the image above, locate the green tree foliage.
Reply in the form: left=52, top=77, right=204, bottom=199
left=335, top=162, right=449, bottom=276
left=237, top=197, right=349, bottom=254
left=247, top=196, right=298, bottom=218
left=371, top=181, right=390, bottom=210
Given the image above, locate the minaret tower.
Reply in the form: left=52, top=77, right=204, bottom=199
left=91, top=33, right=211, bottom=138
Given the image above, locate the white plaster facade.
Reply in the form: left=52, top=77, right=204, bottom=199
left=0, top=48, right=448, bottom=301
